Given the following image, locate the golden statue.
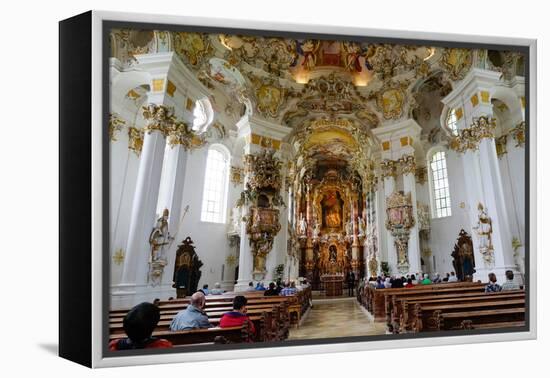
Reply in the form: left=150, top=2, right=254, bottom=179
left=322, top=190, right=343, bottom=229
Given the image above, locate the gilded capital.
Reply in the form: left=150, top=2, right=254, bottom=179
left=449, top=115, right=497, bottom=153
left=142, top=104, right=176, bottom=135
left=380, top=159, right=397, bottom=179
left=398, top=155, right=416, bottom=175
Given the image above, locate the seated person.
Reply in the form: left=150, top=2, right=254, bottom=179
left=109, top=302, right=172, bottom=350
left=255, top=282, right=266, bottom=291
left=410, top=274, right=418, bottom=285
left=485, top=272, right=502, bottom=293
left=210, top=282, right=224, bottom=295
left=501, top=270, right=521, bottom=291
left=220, top=295, right=256, bottom=338
left=442, top=273, right=450, bottom=282
left=280, top=281, right=298, bottom=296
left=264, top=282, right=279, bottom=296
left=420, top=274, right=432, bottom=285
left=170, top=291, right=212, bottom=331
left=432, top=273, right=442, bottom=284
left=202, top=284, right=209, bottom=295
left=447, top=271, right=458, bottom=282
left=246, top=281, right=256, bottom=291
left=404, top=278, right=414, bottom=288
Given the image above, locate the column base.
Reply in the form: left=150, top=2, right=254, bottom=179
left=233, top=279, right=254, bottom=292
left=110, top=283, right=176, bottom=310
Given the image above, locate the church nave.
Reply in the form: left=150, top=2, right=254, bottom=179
left=289, top=298, right=386, bottom=340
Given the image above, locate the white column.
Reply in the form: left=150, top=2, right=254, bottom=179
left=119, top=129, right=166, bottom=288
left=403, top=171, right=421, bottom=273
left=478, top=137, right=517, bottom=277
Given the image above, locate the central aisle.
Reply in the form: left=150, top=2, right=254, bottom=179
left=288, top=297, right=386, bottom=340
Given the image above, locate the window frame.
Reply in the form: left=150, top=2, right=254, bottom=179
left=427, top=148, right=452, bottom=219
left=200, top=144, right=230, bottom=224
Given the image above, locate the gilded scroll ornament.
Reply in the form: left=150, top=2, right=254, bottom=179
left=142, top=104, right=176, bottom=135
left=109, top=113, right=126, bottom=141
left=509, top=121, right=525, bottom=147
left=230, top=166, right=244, bottom=186
left=495, top=135, right=508, bottom=158
left=127, top=127, right=144, bottom=156
left=398, top=155, right=416, bottom=175
left=441, top=48, right=473, bottom=81
left=449, top=115, right=497, bottom=153
left=380, top=159, right=397, bottom=179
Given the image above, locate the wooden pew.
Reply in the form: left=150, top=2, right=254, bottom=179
left=109, top=324, right=250, bottom=346
left=361, top=282, right=486, bottom=321
left=410, top=297, right=525, bottom=332
left=393, top=290, right=525, bottom=333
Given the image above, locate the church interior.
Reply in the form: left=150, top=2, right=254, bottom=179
left=107, top=29, right=527, bottom=347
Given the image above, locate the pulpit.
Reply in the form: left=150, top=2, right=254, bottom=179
left=321, top=274, right=344, bottom=296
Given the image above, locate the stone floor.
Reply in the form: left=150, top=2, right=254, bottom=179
left=288, top=298, right=387, bottom=340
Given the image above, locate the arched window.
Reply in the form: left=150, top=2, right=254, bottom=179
left=446, top=108, right=459, bottom=136
left=429, top=150, right=452, bottom=218
left=200, top=145, right=230, bottom=223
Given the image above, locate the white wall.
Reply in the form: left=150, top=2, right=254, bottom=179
left=425, top=149, right=472, bottom=276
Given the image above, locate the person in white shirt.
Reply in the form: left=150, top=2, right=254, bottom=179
left=447, top=271, right=458, bottom=282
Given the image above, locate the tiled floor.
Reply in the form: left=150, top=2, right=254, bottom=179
left=288, top=298, right=387, bottom=340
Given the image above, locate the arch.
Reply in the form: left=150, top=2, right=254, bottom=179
left=490, top=85, right=523, bottom=130
left=426, top=146, right=452, bottom=219
left=200, top=143, right=231, bottom=223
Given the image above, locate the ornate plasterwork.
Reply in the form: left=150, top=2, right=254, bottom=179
left=385, top=191, right=415, bottom=273
left=243, top=149, right=283, bottom=192
left=127, top=127, right=144, bottom=156
left=375, top=80, right=410, bottom=120
left=249, top=76, right=287, bottom=118
left=440, top=48, right=473, bottom=81
left=495, top=134, right=508, bottom=158
left=230, top=166, right=244, bottom=186
left=109, top=113, right=126, bottom=141
left=380, top=159, right=398, bottom=179
left=173, top=32, right=213, bottom=66
left=509, top=121, right=525, bottom=147
left=415, top=166, right=428, bottom=185
left=142, top=104, right=176, bottom=135
left=473, top=203, right=495, bottom=267
left=449, top=115, right=497, bottom=153
left=398, top=155, right=416, bottom=175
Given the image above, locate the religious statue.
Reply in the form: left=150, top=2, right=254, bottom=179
left=298, top=213, right=307, bottom=235
left=313, top=221, right=321, bottom=239
left=451, top=229, right=476, bottom=280
left=329, top=245, right=338, bottom=263
left=321, top=190, right=343, bottom=229
left=473, top=203, right=494, bottom=265
left=357, top=216, right=366, bottom=236
left=345, top=219, right=353, bottom=237
left=228, top=206, right=241, bottom=234
left=149, top=208, right=172, bottom=262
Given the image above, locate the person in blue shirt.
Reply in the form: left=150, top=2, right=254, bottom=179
left=202, top=284, right=209, bottom=295
left=170, top=291, right=212, bottom=331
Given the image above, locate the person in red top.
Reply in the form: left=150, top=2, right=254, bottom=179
left=404, top=278, right=415, bottom=288
left=109, top=302, right=172, bottom=351
left=219, top=295, right=256, bottom=340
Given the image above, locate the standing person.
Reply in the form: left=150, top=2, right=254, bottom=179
left=485, top=273, right=502, bottom=293
left=170, top=291, right=212, bottom=331
left=501, top=270, right=521, bottom=291
left=346, top=270, right=356, bottom=296
left=109, top=302, right=172, bottom=351
left=219, top=295, right=256, bottom=339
